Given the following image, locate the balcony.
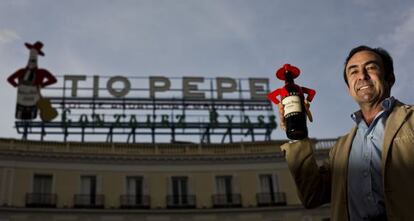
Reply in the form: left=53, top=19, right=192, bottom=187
left=74, top=194, right=105, bottom=208
left=256, top=192, right=287, bottom=206
left=25, top=193, right=57, bottom=208
left=212, top=194, right=242, bottom=208
left=166, top=195, right=196, bottom=208
left=120, top=195, right=150, bottom=209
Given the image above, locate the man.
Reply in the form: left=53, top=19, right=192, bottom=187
left=279, top=46, right=414, bottom=220
left=7, top=41, right=57, bottom=120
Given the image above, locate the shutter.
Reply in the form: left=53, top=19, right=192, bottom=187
left=80, top=176, right=90, bottom=194
left=43, top=175, right=52, bottom=194
left=259, top=175, right=268, bottom=193
left=181, top=177, right=188, bottom=196
left=216, top=176, right=225, bottom=194
left=33, top=175, right=41, bottom=193
left=232, top=175, right=239, bottom=194
left=143, top=176, right=149, bottom=195
left=137, top=177, right=143, bottom=196
left=187, top=176, right=193, bottom=195
left=167, top=176, right=172, bottom=195
left=126, top=177, right=135, bottom=195
left=273, top=173, right=279, bottom=192
left=96, top=175, right=103, bottom=194
left=123, top=176, right=127, bottom=195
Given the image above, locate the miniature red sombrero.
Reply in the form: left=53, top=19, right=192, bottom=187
left=25, top=41, right=45, bottom=56
left=275, top=63, right=300, bottom=80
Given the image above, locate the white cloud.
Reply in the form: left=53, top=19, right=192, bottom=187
left=376, top=5, right=414, bottom=104
left=379, top=6, right=414, bottom=56
left=0, top=29, right=20, bottom=45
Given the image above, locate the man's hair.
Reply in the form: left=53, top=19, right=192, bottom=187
left=343, top=45, right=395, bottom=88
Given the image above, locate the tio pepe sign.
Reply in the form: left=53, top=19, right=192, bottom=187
left=64, top=75, right=269, bottom=99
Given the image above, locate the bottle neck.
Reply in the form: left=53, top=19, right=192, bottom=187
left=284, top=72, right=294, bottom=84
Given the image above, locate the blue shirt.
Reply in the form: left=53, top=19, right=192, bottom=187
left=347, top=97, right=395, bottom=221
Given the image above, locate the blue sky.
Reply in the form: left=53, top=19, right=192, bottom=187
left=1, top=0, right=414, bottom=142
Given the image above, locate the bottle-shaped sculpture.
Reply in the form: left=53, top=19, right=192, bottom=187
left=267, top=64, right=316, bottom=140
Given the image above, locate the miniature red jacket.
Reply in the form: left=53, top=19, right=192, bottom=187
left=267, top=64, right=315, bottom=105
left=267, top=84, right=315, bottom=105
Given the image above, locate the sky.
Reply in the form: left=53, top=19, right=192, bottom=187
left=1, top=0, right=414, bottom=143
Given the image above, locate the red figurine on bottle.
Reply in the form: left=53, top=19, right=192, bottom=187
left=267, top=64, right=316, bottom=140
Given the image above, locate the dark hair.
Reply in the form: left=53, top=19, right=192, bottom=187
left=343, top=45, right=395, bottom=88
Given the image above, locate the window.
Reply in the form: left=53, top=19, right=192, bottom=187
left=213, top=175, right=241, bottom=207
left=126, top=176, right=143, bottom=204
left=257, top=173, right=286, bottom=206
left=33, top=174, right=52, bottom=194
left=171, top=176, right=188, bottom=205
left=260, top=174, right=276, bottom=195
left=121, top=176, right=149, bottom=208
left=216, top=176, right=233, bottom=197
left=75, top=175, right=104, bottom=208
left=126, top=176, right=143, bottom=196
left=166, top=176, right=195, bottom=208
left=26, top=174, right=56, bottom=207
left=81, top=175, right=97, bottom=196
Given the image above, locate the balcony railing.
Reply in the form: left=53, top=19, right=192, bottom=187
left=120, top=195, right=150, bottom=209
left=25, top=193, right=57, bottom=208
left=166, top=195, right=196, bottom=208
left=256, top=192, right=287, bottom=206
left=212, top=194, right=242, bottom=208
left=74, top=194, right=105, bottom=208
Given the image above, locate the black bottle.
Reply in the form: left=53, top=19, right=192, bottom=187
left=282, top=72, right=308, bottom=140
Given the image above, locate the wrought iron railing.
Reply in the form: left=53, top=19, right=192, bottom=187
left=25, top=193, right=57, bottom=207
left=212, top=194, right=242, bottom=208
left=166, top=195, right=196, bottom=208
left=74, top=194, right=105, bottom=208
left=256, top=192, right=287, bottom=206
left=120, top=195, right=150, bottom=208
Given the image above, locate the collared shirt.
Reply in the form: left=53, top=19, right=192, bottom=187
left=347, top=97, right=395, bottom=221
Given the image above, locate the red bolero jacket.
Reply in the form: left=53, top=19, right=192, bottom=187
left=267, top=83, right=315, bottom=105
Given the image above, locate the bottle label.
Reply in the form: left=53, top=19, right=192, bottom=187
left=282, top=95, right=302, bottom=117
left=17, top=84, right=40, bottom=106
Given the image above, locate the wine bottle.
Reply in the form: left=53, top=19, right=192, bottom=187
left=267, top=64, right=316, bottom=140
left=282, top=72, right=308, bottom=140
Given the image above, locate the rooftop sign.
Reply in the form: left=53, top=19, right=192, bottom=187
left=9, top=41, right=277, bottom=143
left=15, top=75, right=277, bottom=143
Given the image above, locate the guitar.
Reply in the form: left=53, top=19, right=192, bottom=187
left=36, top=96, right=58, bottom=122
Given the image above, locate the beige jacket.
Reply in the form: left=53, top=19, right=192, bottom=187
left=281, top=101, right=414, bottom=221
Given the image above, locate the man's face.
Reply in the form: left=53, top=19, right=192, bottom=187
left=345, top=50, right=390, bottom=106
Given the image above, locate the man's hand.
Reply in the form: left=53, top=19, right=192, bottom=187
left=304, top=100, right=313, bottom=122
left=278, top=102, right=286, bottom=131
left=277, top=99, right=313, bottom=131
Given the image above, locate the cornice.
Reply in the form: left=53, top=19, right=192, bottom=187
left=0, top=204, right=329, bottom=214
left=0, top=149, right=286, bottom=165
left=0, top=138, right=330, bottom=165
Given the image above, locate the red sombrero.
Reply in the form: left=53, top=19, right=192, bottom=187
left=25, top=41, right=45, bottom=56
left=275, top=63, right=300, bottom=80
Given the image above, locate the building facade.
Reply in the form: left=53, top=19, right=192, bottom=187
left=0, top=138, right=333, bottom=221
